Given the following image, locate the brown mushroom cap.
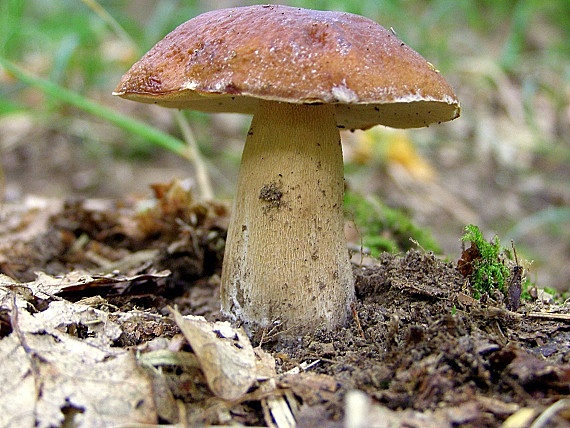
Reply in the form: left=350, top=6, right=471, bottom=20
left=114, top=5, right=460, bottom=130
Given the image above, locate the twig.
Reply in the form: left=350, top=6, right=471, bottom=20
left=284, top=359, right=321, bottom=375
left=175, top=111, right=214, bottom=200
left=527, top=312, right=570, bottom=322
left=256, top=319, right=288, bottom=347
left=351, top=302, right=366, bottom=339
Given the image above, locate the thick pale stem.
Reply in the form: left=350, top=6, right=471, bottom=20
left=221, top=100, right=354, bottom=334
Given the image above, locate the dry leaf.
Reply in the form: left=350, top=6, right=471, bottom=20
left=16, top=297, right=123, bottom=349
left=0, top=335, right=37, bottom=427
left=280, top=372, right=339, bottom=405
left=255, top=347, right=277, bottom=380
left=0, top=269, right=170, bottom=299
left=173, top=310, right=256, bottom=401
left=0, top=289, right=157, bottom=427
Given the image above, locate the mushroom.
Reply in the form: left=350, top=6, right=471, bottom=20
left=113, top=5, right=460, bottom=336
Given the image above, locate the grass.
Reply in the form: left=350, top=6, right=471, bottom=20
left=0, top=57, right=190, bottom=158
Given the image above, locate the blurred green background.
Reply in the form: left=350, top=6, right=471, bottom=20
left=1, top=0, right=569, bottom=290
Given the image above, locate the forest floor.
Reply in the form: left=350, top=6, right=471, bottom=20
left=1, top=181, right=568, bottom=427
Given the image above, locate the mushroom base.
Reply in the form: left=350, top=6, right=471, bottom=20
left=221, top=101, right=354, bottom=336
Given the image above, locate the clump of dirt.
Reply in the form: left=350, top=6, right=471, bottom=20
left=1, top=184, right=568, bottom=426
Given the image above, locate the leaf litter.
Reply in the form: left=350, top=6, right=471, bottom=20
left=0, top=180, right=569, bottom=427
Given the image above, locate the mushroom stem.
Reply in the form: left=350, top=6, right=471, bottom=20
left=221, top=100, right=354, bottom=334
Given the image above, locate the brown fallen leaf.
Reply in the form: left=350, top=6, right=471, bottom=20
left=172, top=309, right=256, bottom=401
left=1, top=269, right=170, bottom=299
left=0, top=289, right=156, bottom=427
left=280, top=372, right=339, bottom=406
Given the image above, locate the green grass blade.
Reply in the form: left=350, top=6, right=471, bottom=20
left=80, top=0, right=138, bottom=53
left=508, top=207, right=570, bottom=240
left=0, top=56, right=191, bottom=160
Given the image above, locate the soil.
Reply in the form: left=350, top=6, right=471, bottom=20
left=1, top=181, right=568, bottom=427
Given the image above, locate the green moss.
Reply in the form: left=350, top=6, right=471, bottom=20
left=460, top=224, right=510, bottom=299
left=344, top=191, right=441, bottom=256
left=520, top=278, right=534, bottom=301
